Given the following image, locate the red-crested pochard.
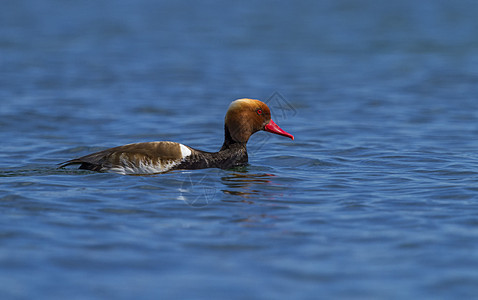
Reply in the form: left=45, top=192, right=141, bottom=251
left=60, top=98, right=294, bottom=174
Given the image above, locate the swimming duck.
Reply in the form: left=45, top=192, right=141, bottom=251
left=60, top=98, right=294, bottom=174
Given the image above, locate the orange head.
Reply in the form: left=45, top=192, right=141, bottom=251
left=224, top=98, right=294, bottom=143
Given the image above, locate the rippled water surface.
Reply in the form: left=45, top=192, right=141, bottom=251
left=2, top=0, right=478, bottom=299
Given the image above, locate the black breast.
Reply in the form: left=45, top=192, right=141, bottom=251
left=174, top=143, right=248, bottom=170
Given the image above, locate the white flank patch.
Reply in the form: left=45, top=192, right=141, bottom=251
left=108, top=143, right=192, bottom=175
left=179, top=143, right=192, bottom=158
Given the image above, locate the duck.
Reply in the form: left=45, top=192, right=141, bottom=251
left=59, top=98, right=294, bottom=175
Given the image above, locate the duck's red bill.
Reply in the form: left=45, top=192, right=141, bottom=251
left=264, top=119, right=294, bottom=140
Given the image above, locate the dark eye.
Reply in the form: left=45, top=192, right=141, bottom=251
left=256, top=109, right=262, bottom=115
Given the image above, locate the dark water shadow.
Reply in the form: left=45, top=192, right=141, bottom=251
left=173, top=167, right=281, bottom=207
left=219, top=169, right=279, bottom=202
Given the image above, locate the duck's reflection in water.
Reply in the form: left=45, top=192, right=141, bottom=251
left=220, top=171, right=277, bottom=201
left=220, top=171, right=291, bottom=228
left=176, top=169, right=284, bottom=207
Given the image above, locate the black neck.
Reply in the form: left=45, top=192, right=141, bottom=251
left=213, top=125, right=248, bottom=168
left=220, top=125, right=235, bottom=151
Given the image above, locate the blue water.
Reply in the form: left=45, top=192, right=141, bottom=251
left=2, top=0, right=478, bottom=298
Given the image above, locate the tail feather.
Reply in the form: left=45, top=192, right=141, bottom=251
left=58, top=159, right=104, bottom=172
left=58, top=159, right=84, bottom=168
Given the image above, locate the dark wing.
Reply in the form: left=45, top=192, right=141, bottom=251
left=59, top=141, right=187, bottom=173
